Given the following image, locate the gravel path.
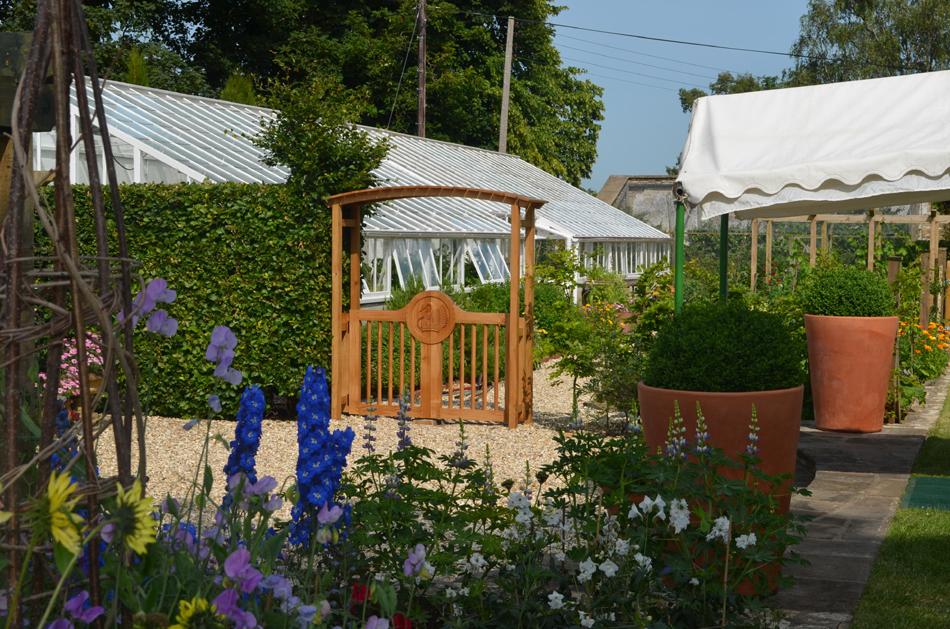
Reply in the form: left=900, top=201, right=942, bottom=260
left=96, top=365, right=592, bottom=510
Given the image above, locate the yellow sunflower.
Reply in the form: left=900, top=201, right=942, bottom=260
left=168, top=598, right=227, bottom=629
left=47, top=471, right=85, bottom=554
left=112, top=480, right=158, bottom=555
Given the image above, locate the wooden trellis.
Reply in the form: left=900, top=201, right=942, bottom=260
left=327, top=186, right=545, bottom=428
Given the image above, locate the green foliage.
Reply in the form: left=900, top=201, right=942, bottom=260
left=219, top=71, right=258, bottom=106
left=125, top=47, right=150, bottom=86
left=583, top=263, right=629, bottom=305
left=45, top=184, right=338, bottom=417
left=645, top=301, right=806, bottom=393
left=678, top=71, right=785, bottom=113
left=627, top=259, right=674, bottom=338
left=799, top=266, right=895, bottom=317
left=788, top=0, right=950, bottom=86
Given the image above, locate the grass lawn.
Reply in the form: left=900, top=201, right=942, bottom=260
left=851, top=391, right=950, bottom=629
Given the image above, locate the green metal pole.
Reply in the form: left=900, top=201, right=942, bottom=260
left=674, top=202, right=685, bottom=314
left=719, top=213, right=728, bottom=303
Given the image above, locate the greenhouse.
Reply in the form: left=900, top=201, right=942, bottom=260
left=33, top=79, right=670, bottom=304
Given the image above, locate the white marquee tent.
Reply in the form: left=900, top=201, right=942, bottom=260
left=671, top=70, right=950, bottom=308
left=676, top=70, right=950, bottom=221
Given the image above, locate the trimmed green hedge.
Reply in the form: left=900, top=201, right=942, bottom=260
left=52, top=183, right=347, bottom=417
left=644, top=301, right=806, bottom=393
left=799, top=266, right=895, bottom=317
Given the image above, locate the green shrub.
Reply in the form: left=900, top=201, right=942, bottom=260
left=42, top=183, right=344, bottom=418
left=644, top=301, right=805, bottom=392
left=799, top=266, right=895, bottom=317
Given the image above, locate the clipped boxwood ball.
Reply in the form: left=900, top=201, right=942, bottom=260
left=799, top=266, right=894, bottom=317
left=644, top=301, right=805, bottom=393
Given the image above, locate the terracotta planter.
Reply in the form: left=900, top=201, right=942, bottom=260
left=804, top=315, right=898, bottom=433
left=638, top=383, right=804, bottom=514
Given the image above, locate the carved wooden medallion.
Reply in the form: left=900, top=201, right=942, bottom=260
left=406, top=291, right=457, bottom=344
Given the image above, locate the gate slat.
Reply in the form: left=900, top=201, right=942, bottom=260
left=482, top=324, right=488, bottom=411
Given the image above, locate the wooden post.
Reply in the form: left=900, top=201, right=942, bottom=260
left=809, top=215, right=817, bottom=267
left=821, top=221, right=829, bottom=253
left=750, top=218, right=758, bottom=293
left=939, top=248, right=947, bottom=320
left=929, top=212, right=939, bottom=320
left=499, top=15, right=515, bottom=153
left=331, top=203, right=343, bottom=419
left=887, top=256, right=902, bottom=424
left=867, top=210, right=876, bottom=270
left=523, top=203, right=536, bottom=424
left=945, top=257, right=950, bottom=322
left=507, top=202, right=522, bottom=428
left=921, top=252, right=932, bottom=328
left=348, top=205, right=363, bottom=412
left=765, top=220, right=773, bottom=288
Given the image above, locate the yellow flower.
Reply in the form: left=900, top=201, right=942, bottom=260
left=112, top=480, right=158, bottom=555
left=169, top=598, right=227, bottom=629
left=48, top=471, right=85, bottom=555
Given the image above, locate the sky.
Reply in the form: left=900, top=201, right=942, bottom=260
left=547, top=1, right=813, bottom=191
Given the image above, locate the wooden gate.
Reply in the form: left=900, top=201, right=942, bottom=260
left=328, top=186, right=546, bottom=428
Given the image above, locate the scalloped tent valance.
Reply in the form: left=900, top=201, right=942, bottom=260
left=676, top=69, right=950, bottom=220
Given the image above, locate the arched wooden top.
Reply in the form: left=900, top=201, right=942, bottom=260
left=327, top=185, right=546, bottom=209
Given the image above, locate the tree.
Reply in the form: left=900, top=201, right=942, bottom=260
left=787, top=0, right=950, bottom=86
left=677, top=72, right=784, bottom=113
left=181, top=0, right=605, bottom=186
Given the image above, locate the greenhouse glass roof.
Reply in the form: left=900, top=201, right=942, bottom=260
left=63, top=80, right=668, bottom=242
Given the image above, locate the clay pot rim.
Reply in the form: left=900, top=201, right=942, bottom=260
left=638, top=381, right=805, bottom=398
left=803, top=314, right=899, bottom=322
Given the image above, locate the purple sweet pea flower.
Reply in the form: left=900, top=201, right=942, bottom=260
left=250, top=476, right=278, bottom=496
left=264, top=495, right=284, bottom=512
left=145, top=278, right=176, bottom=304
left=145, top=310, right=178, bottom=337
left=161, top=497, right=181, bottom=516
left=101, top=523, right=115, bottom=543
left=212, top=589, right=257, bottom=629
left=116, top=291, right=155, bottom=327
left=317, top=502, right=344, bottom=525
left=296, top=605, right=318, bottom=628
left=206, top=326, right=238, bottom=363
left=182, top=418, right=198, bottom=431
left=403, top=544, right=429, bottom=578
left=224, top=548, right=264, bottom=593
left=46, top=620, right=73, bottom=629
left=261, top=575, right=293, bottom=599
left=64, top=591, right=104, bottom=624
left=208, top=395, right=222, bottom=414
left=365, top=616, right=389, bottom=629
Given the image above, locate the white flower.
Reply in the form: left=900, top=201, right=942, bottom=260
left=627, top=502, right=641, bottom=519
left=458, top=587, right=470, bottom=596
left=467, top=552, right=488, bottom=573
left=579, top=611, right=595, bottom=628
left=689, top=577, right=700, bottom=586
left=735, top=533, right=757, bottom=550
left=613, top=538, right=630, bottom=557
left=639, top=496, right=654, bottom=513
left=639, top=494, right=667, bottom=520
left=444, top=588, right=458, bottom=599
left=577, top=557, right=597, bottom=583
left=507, top=491, right=531, bottom=510
left=548, top=591, right=565, bottom=610
left=669, top=498, right=690, bottom=534
left=633, top=552, right=653, bottom=571
left=706, top=516, right=731, bottom=542
left=599, top=559, right=619, bottom=578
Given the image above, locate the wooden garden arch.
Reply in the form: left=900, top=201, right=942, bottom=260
left=328, top=186, right=547, bottom=428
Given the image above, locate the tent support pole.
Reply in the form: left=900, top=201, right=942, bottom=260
left=719, top=213, right=728, bottom=303
left=674, top=202, right=685, bottom=314
left=750, top=218, right=758, bottom=293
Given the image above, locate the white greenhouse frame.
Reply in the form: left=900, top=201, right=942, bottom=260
left=34, top=79, right=671, bottom=306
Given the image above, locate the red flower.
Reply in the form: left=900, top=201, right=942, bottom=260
left=393, top=613, right=413, bottom=629
left=351, top=583, right=369, bottom=607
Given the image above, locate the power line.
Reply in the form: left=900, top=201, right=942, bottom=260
left=561, top=56, right=708, bottom=89
left=557, top=43, right=718, bottom=80
left=556, top=33, right=733, bottom=74
left=430, top=6, right=809, bottom=60
left=582, top=72, right=680, bottom=92
left=386, top=5, right=420, bottom=130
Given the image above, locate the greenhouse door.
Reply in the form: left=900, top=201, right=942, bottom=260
left=346, top=291, right=508, bottom=422
left=328, top=185, right=546, bottom=428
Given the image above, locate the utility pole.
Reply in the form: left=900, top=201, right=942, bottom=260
left=498, top=16, right=515, bottom=153
left=417, top=0, right=426, bottom=138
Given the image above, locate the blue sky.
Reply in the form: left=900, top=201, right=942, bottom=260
left=548, top=1, right=812, bottom=191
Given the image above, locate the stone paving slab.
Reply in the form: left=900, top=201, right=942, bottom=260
left=771, top=370, right=949, bottom=629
